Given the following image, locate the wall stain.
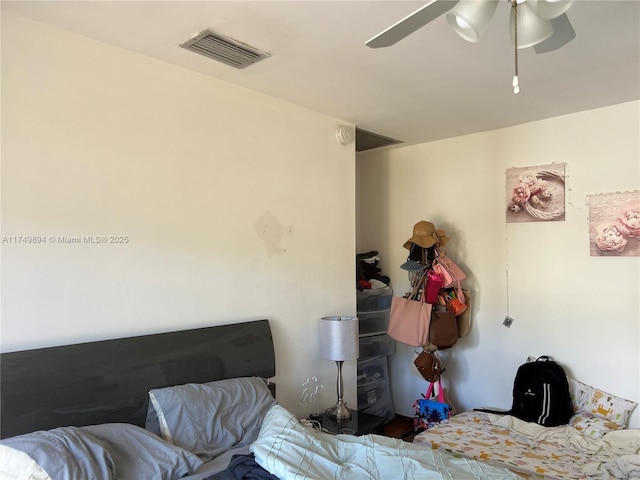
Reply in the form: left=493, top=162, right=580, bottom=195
left=255, top=212, right=293, bottom=257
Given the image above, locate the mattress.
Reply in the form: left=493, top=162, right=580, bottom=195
left=413, top=411, right=640, bottom=479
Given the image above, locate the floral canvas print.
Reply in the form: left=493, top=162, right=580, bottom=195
left=589, top=191, right=640, bottom=257
left=506, top=163, right=565, bottom=223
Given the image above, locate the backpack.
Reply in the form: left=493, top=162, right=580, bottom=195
left=478, top=356, right=573, bottom=427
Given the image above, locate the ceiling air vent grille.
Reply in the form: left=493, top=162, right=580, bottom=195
left=180, top=29, right=269, bottom=69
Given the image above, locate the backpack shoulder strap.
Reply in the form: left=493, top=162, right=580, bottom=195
left=473, top=407, right=512, bottom=415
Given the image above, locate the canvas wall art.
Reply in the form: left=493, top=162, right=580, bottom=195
left=506, top=163, right=565, bottom=223
left=589, top=191, right=640, bottom=257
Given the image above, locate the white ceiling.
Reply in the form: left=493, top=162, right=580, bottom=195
left=3, top=0, right=639, bottom=148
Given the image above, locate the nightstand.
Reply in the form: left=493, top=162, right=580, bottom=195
left=312, top=409, right=385, bottom=436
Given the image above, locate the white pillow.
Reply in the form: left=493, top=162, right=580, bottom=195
left=568, top=378, right=590, bottom=412
left=569, top=378, right=637, bottom=428
left=146, top=377, right=276, bottom=462
left=0, top=444, right=51, bottom=480
left=570, top=412, right=618, bottom=439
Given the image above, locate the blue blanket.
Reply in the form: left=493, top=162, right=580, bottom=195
left=205, top=453, right=278, bottom=480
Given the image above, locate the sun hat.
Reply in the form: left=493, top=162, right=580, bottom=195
left=433, top=229, right=450, bottom=248
left=403, top=221, right=437, bottom=249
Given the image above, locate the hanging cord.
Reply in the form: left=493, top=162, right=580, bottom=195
left=512, top=1, right=520, bottom=94
left=505, top=224, right=511, bottom=319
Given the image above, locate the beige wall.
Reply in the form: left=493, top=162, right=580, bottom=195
left=0, top=13, right=357, bottom=418
left=357, top=101, right=640, bottom=427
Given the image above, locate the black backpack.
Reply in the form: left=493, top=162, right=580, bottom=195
left=478, top=356, right=573, bottom=427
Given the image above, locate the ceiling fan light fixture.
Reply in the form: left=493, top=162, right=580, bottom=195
left=509, top=1, right=553, bottom=49
left=533, top=13, right=576, bottom=53
left=446, top=0, right=499, bottom=43
left=455, top=16, right=472, bottom=31
left=528, top=0, right=575, bottom=20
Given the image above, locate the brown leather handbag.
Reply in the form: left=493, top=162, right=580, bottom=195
left=429, top=310, right=459, bottom=349
left=413, top=350, right=442, bottom=382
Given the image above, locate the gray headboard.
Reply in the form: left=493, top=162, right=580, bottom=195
left=1, top=319, right=275, bottom=439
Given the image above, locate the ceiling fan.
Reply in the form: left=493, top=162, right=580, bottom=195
left=366, top=0, right=576, bottom=93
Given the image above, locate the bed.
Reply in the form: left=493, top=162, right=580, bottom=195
left=413, top=380, right=640, bottom=480
left=0, top=319, right=277, bottom=480
left=1, top=318, right=531, bottom=480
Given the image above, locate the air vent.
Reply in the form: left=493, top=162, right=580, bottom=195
left=356, top=128, right=403, bottom=152
left=180, top=29, right=269, bottom=69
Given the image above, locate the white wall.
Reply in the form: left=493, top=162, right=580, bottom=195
left=357, top=101, right=640, bottom=427
left=0, top=13, right=357, bottom=419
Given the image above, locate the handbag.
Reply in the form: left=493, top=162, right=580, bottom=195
left=446, top=296, right=467, bottom=316
left=429, top=310, right=458, bottom=349
left=433, top=253, right=466, bottom=289
left=424, top=269, right=443, bottom=304
left=440, top=274, right=467, bottom=316
left=456, top=289, right=472, bottom=337
left=414, top=380, right=452, bottom=430
left=413, top=349, right=442, bottom=382
left=388, top=272, right=432, bottom=347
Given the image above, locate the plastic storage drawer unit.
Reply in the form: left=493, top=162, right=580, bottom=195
left=357, top=379, right=395, bottom=422
left=357, top=356, right=389, bottom=387
left=358, top=310, right=390, bottom=336
left=358, top=334, right=396, bottom=360
left=357, top=287, right=392, bottom=312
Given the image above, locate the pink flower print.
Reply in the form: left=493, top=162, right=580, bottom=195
left=596, top=223, right=627, bottom=252
left=529, top=180, right=547, bottom=196
left=616, top=199, right=640, bottom=238
left=512, top=183, right=531, bottom=205
left=518, top=172, right=538, bottom=186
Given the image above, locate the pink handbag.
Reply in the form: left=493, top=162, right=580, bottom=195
left=434, top=252, right=467, bottom=314
left=388, top=273, right=432, bottom=347
left=433, top=254, right=466, bottom=288
left=424, top=269, right=443, bottom=304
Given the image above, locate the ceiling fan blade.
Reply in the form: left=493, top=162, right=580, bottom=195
left=366, top=0, right=459, bottom=49
left=533, top=13, right=576, bottom=53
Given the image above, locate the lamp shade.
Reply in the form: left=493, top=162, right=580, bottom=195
left=510, top=1, right=553, bottom=49
left=446, top=0, right=499, bottom=43
left=528, top=0, right=575, bottom=20
left=319, top=316, right=359, bottom=361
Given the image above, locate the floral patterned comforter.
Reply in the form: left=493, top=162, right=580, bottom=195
left=413, top=411, right=640, bottom=479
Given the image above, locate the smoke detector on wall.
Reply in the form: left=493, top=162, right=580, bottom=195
left=336, top=126, right=355, bottom=145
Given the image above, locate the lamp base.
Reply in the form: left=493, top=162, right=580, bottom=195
left=326, top=399, right=352, bottom=420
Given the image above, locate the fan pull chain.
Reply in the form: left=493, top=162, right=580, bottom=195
left=512, top=1, right=520, bottom=94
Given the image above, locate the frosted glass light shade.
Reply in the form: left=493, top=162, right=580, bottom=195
left=446, top=0, right=499, bottom=43
left=510, top=2, right=553, bottom=49
left=319, top=316, right=359, bottom=361
left=528, top=0, right=575, bottom=20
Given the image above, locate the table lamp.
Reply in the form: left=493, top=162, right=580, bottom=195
left=319, top=316, right=359, bottom=419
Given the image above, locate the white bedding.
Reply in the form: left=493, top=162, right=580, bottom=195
left=490, top=414, right=640, bottom=479
left=413, top=410, right=640, bottom=480
left=250, top=405, right=522, bottom=479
